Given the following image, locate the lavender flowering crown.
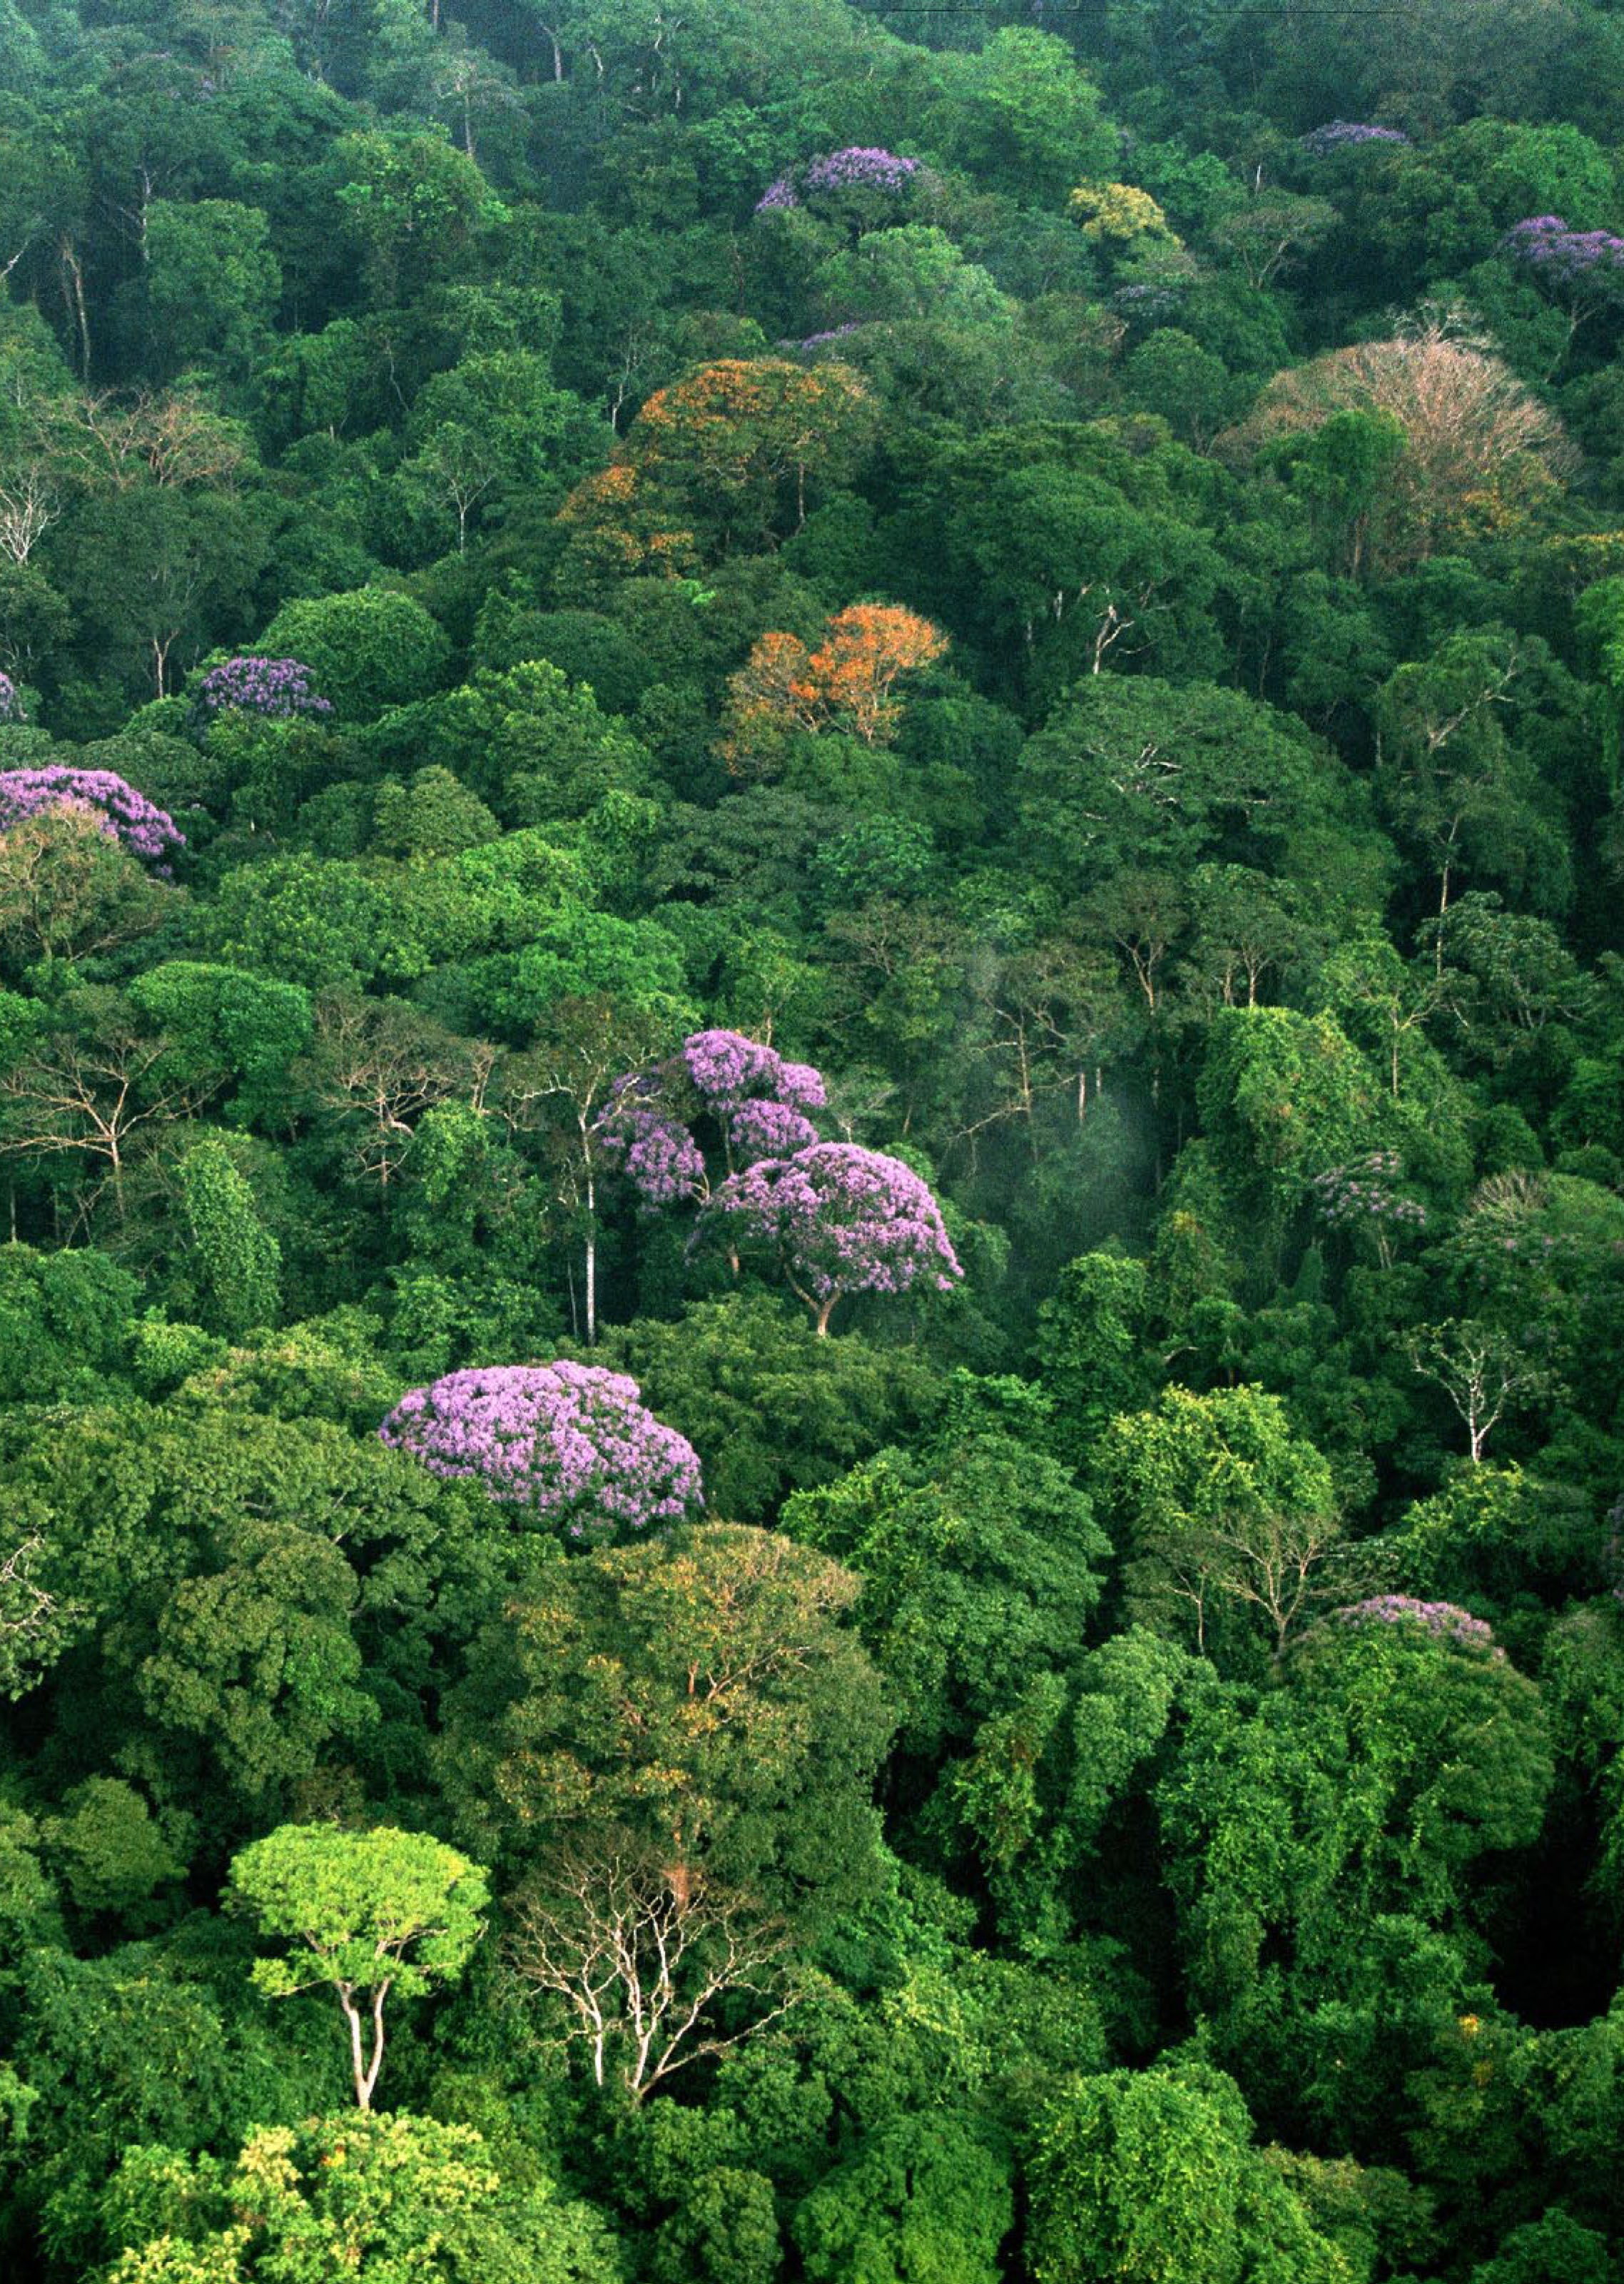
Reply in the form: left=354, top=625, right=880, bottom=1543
left=1503, top=213, right=1624, bottom=282
left=194, top=655, right=333, bottom=721
left=756, top=147, right=920, bottom=214
left=0, top=767, right=184, bottom=865
left=1300, top=121, right=1410, bottom=155
left=701, top=1140, right=963, bottom=1303
left=1334, top=1595, right=1496, bottom=1652
left=597, top=1028, right=826, bottom=1209
left=379, top=1359, right=704, bottom=1543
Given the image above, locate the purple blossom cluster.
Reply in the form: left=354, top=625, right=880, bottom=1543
left=0, top=767, right=184, bottom=866
left=698, top=1141, right=963, bottom=1329
left=755, top=148, right=919, bottom=214
left=807, top=147, right=920, bottom=196
left=193, top=655, right=333, bottom=722
left=1334, top=1595, right=1496, bottom=1651
left=726, top=1096, right=819, bottom=1161
left=378, top=1359, right=703, bottom=1545
left=1300, top=121, right=1410, bottom=155
left=0, top=674, right=24, bottom=724
left=1311, top=1153, right=1428, bottom=1234
left=1502, top=214, right=1624, bottom=283
left=795, top=323, right=864, bottom=353
left=597, top=1029, right=828, bottom=1209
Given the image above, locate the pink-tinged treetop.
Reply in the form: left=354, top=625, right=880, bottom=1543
left=597, top=1029, right=828, bottom=1210
left=194, top=655, right=334, bottom=720
left=0, top=767, right=184, bottom=866
left=378, top=1360, right=703, bottom=1545
left=0, top=674, right=24, bottom=724
left=697, top=1140, right=962, bottom=1334
left=1334, top=1595, right=1497, bottom=1652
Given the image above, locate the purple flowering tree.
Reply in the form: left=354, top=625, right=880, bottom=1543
left=1502, top=216, right=1624, bottom=363
left=697, top=1140, right=962, bottom=1335
left=0, top=767, right=184, bottom=867
left=379, top=1360, right=703, bottom=1546
left=1299, top=121, right=1409, bottom=156
left=1310, top=1151, right=1427, bottom=1267
left=1333, top=1595, right=1496, bottom=1653
left=0, top=675, right=25, bottom=725
left=756, top=148, right=920, bottom=216
left=193, top=656, right=333, bottom=723
left=596, top=1029, right=826, bottom=1212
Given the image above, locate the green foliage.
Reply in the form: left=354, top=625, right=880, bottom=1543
left=1028, top=2063, right=1346, bottom=2284
left=0, top=1, right=1618, bottom=2270
left=178, top=1137, right=282, bottom=1337
left=257, top=590, right=451, bottom=722
left=792, top=2111, right=1013, bottom=2284
left=103, top=2111, right=620, bottom=2283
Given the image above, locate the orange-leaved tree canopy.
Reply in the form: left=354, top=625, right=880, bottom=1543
left=723, top=604, right=949, bottom=769
left=557, top=357, right=874, bottom=577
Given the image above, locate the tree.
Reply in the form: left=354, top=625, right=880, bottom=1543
left=698, top=1143, right=962, bottom=1335
left=1030, top=2064, right=1347, bottom=2284
left=504, top=1842, right=796, bottom=2102
left=400, top=350, right=580, bottom=555
left=594, top=1025, right=826, bottom=1215
left=0, top=1242, right=138, bottom=1403
left=1226, top=315, right=1575, bottom=570
left=102, top=2112, right=619, bottom=2283
left=440, top=1522, right=890, bottom=1918
left=561, top=358, right=874, bottom=568
left=0, top=994, right=208, bottom=1228
left=592, top=1295, right=943, bottom=1522
left=1375, top=629, right=1551, bottom=925
left=501, top=994, right=676, bottom=1346
left=379, top=1360, right=704, bottom=1545
left=0, top=762, right=183, bottom=865
left=0, top=804, right=168, bottom=968
left=146, top=199, right=280, bottom=393
left=306, top=992, right=484, bottom=1193
left=255, top=590, right=450, bottom=722
left=227, top=1824, right=488, bottom=2111
left=177, top=1136, right=281, bottom=1338
left=1095, top=1385, right=1342, bottom=1659
left=792, top=2112, right=1014, bottom=2284
left=334, top=124, right=507, bottom=304
left=1405, top=1319, right=1547, bottom=1463
left=722, top=605, right=948, bottom=768
left=781, top=1430, right=1107, bottom=1761
left=1015, top=675, right=1369, bottom=901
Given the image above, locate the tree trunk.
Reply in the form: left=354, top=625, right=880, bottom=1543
left=584, top=1159, right=597, bottom=1347
left=340, top=1982, right=390, bottom=2110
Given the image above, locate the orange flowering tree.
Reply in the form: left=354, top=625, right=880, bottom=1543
left=723, top=604, right=948, bottom=769
left=557, top=357, right=873, bottom=580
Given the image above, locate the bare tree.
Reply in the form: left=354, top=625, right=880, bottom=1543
left=0, top=464, right=60, bottom=567
left=1406, top=1318, right=1546, bottom=1463
left=504, top=1845, right=797, bottom=2102
left=0, top=1537, right=62, bottom=1645
left=307, top=994, right=488, bottom=1192
left=0, top=1012, right=208, bottom=1226
left=1203, top=1510, right=1351, bottom=1659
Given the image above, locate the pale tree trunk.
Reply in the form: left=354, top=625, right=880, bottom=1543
left=581, top=1123, right=597, bottom=1347
left=339, top=1979, right=390, bottom=2111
